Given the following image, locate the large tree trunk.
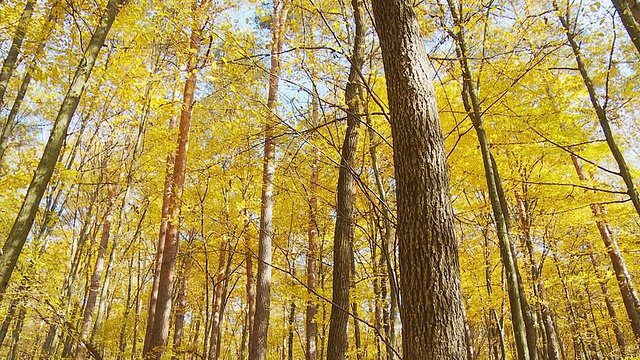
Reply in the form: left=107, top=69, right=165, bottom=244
left=571, top=155, right=640, bottom=341
left=0, top=0, right=127, bottom=304
left=326, top=0, right=364, bottom=358
left=0, top=0, right=35, bottom=110
left=144, top=2, right=204, bottom=357
left=250, top=2, right=289, bottom=359
left=446, top=2, right=530, bottom=358
left=75, top=184, right=115, bottom=360
left=370, top=0, right=467, bottom=357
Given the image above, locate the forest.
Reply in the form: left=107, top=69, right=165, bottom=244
left=0, top=0, right=639, bottom=359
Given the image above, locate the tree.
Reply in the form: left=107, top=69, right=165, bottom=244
left=250, top=1, right=289, bottom=359
left=326, top=0, right=364, bottom=358
left=370, top=0, right=467, bottom=357
left=0, top=0, right=128, bottom=302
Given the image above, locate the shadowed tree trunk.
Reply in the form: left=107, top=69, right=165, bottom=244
left=370, top=0, right=467, bottom=357
left=250, top=1, right=289, bottom=359
left=326, top=0, right=364, bottom=358
left=0, top=0, right=127, bottom=304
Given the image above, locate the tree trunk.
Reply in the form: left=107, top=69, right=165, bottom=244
left=0, top=0, right=35, bottom=110
left=0, top=1, right=62, bottom=165
left=208, top=242, right=227, bottom=360
left=245, top=205, right=256, bottom=358
left=366, top=96, right=398, bottom=360
left=144, top=2, right=204, bottom=357
left=173, top=250, right=193, bottom=357
left=587, top=247, right=626, bottom=356
left=571, top=155, right=640, bottom=341
left=370, top=0, right=467, bottom=357
left=554, top=2, right=640, bottom=219
left=611, top=0, right=640, bottom=54
left=142, top=116, right=175, bottom=354
left=306, top=85, right=319, bottom=360
left=326, top=1, right=364, bottom=359
left=446, top=2, right=530, bottom=357
left=0, top=0, right=127, bottom=302
left=514, top=194, right=561, bottom=360
left=76, top=186, right=115, bottom=360
left=7, top=304, right=25, bottom=360
left=250, top=2, right=289, bottom=359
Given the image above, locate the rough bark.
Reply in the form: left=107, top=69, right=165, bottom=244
left=0, top=0, right=126, bottom=303
left=0, top=0, right=35, bottom=110
left=370, top=0, right=467, bottom=357
left=144, top=2, right=203, bottom=357
left=245, top=205, right=256, bottom=357
left=326, top=0, right=364, bottom=358
left=250, top=2, right=289, bottom=359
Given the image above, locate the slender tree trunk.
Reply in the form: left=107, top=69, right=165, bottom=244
left=587, top=247, right=626, bottom=356
left=7, top=304, right=25, bottom=360
left=245, top=205, right=256, bottom=358
left=370, top=0, right=467, bottom=357
left=515, top=194, right=561, bottom=360
left=142, top=116, right=175, bottom=354
left=250, top=2, right=289, bottom=359
left=0, top=0, right=34, bottom=110
left=554, top=2, right=640, bottom=219
left=366, top=101, right=398, bottom=360
left=462, top=301, right=476, bottom=360
left=76, top=186, right=116, bottom=360
left=447, top=2, right=529, bottom=357
left=208, top=242, right=227, bottom=360
left=0, top=0, right=127, bottom=302
left=173, top=250, right=193, bottom=357
left=0, top=1, right=62, bottom=165
left=144, top=2, right=204, bottom=357
left=571, top=155, right=640, bottom=341
left=351, top=249, right=363, bottom=360
left=306, top=86, right=319, bottom=360
left=288, top=301, right=295, bottom=360
left=326, top=1, right=364, bottom=359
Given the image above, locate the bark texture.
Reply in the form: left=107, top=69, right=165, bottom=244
left=326, top=0, right=364, bottom=357
left=370, top=0, right=467, bottom=357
